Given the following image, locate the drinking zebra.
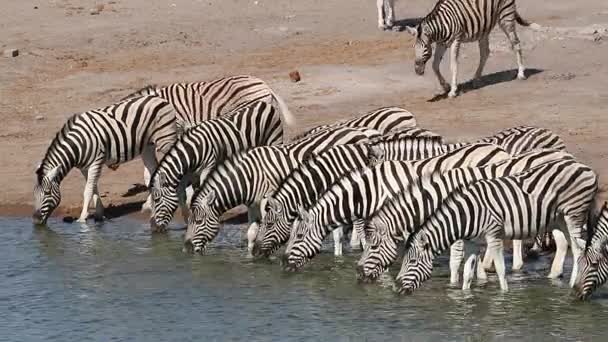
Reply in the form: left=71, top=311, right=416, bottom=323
left=395, top=159, right=597, bottom=294
left=121, top=75, right=295, bottom=131
left=377, top=0, right=397, bottom=30
left=252, top=130, right=446, bottom=259
left=148, top=101, right=283, bottom=232
left=573, top=201, right=608, bottom=300
left=404, top=0, right=538, bottom=97
left=184, top=127, right=381, bottom=254
left=356, top=149, right=573, bottom=284
left=33, top=96, right=177, bottom=225
left=282, top=143, right=511, bottom=271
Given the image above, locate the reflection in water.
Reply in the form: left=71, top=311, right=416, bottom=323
left=0, top=217, right=606, bottom=341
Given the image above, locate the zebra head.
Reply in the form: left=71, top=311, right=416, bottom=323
left=33, top=165, right=61, bottom=225
left=573, top=204, right=608, bottom=300
left=356, top=219, right=399, bottom=283
left=252, top=198, right=290, bottom=258
left=405, top=25, right=433, bottom=76
left=282, top=206, right=321, bottom=272
left=185, top=190, right=221, bottom=254
left=149, top=171, right=179, bottom=232
left=395, top=230, right=434, bottom=295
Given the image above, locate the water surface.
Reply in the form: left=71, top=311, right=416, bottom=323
left=1, top=217, right=607, bottom=341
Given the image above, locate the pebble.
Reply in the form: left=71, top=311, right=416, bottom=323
left=35, top=115, right=45, bottom=121
left=289, top=70, right=301, bottom=83
left=4, top=49, right=19, bottom=58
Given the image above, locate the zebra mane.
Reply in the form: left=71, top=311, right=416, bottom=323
left=120, top=85, right=161, bottom=101
left=37, top=113, right=81, bottom=182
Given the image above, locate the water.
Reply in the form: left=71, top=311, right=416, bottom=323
left=1, top=217, right=607, bottom=341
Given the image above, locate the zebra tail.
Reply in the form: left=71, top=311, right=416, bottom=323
left=515, top=12, right=542, bottom=30
left=269, top=88, right=296, bottom=127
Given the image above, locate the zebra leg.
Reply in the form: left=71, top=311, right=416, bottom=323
left=462, top=254, right=478, bottom=291
left=450, top=240, right=465, bottom=285
left=350, top=220, right=365, bottom=250
left=246, top=202, right=262, bottom=255
left=432, top=44, right=450, bottom=95
left=141, top=146, right=158, bottom=213
left=81, top=168, right=104, bottom=221
left=481, top=246, right=494, bottom=271
left=385, top=0, right=395, bottom=29
left=512, top=240, right=524, bottom=271
left=448, top=40, right=462, bottom=98
left=499, top=21, right=526, bottom=80
left=376, top=0, right=387, bottom=30
left=333, top=227, right=344, bottom=256
left=177, top=179, right=189, bottom=224
left=473, top=35, right=490, bottom=88
left=488, top=236, right=509, bottom=291
left=547, top=229, right=568, bottom=279
left=78, top=160, right=103, bottom=223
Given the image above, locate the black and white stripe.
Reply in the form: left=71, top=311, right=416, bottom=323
left=405, top=0, right=537, bottom=97
left=148, top=101, right=283, bottom=232
left=122, top=75, right=295, bottom=130
left=395, top=158, right=597, bottom=294
left=184, top=127, right=382, bottom=254
left=33, top=96, right=177, bottom=225
left=282, top=143, right=511, bottom=271
left=573, top=201, right=608, bottom=300
left=357, top=149, right=573, bottom=283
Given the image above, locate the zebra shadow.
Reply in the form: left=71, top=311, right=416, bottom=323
left=428, top=68, right=544, bottom=102
left=389, top=17, right=423, bottom=32
left=104, top=200, right=146, bottom=220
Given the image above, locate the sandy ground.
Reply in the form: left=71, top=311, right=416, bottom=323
left=1, top=0, right=607, bottom=219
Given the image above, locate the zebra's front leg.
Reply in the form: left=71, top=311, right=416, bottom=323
left=333, top=227, right=344, bottom=256
left=473, top=35, right=490, bottom=88
left=376, top=0, right=387, bottom=30
left=512, top=240, right=524, bottom=271
left=487, top=236, right=509, bottom=291
left=547, top=229, right=568, bottom=279
left=450, top=240, right=465, bottom=285
left=350, top=220, right=366, bottom=250
left=78, top=160, right=104, bottom=223
left=141, top=146, right=158, bottom=213
left=462, top=254, right=479, bottom=290
left=448, top=40, right=462, bottom=98
left=384, top=0, right=395, bottom=29
left=246, top=202, right=262, bottom=256
left=432, top=44, right=450, bottom=95
left=500, top=21, right=526, bottom=80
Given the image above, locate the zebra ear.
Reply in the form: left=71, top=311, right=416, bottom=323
left=205, top=190, right=216, bottom=205
left=297, top=205, right=309, bottom=221
left=369, top=146, right=385, bottom=162
left=418, top=231, right=430, bottom=249
left=154, top=171, right=168, bottom=188
left=46, top=166, right=61, bottom=181
left=575, top=237, right=586, bottom=250
left=405, top=26, right=418, bottom=37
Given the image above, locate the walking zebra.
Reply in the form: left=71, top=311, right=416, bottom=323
left=377, top=0, right=397, bottom=30
left=148, top=101, right=283, bottom=232
left=282, top=143, right=511, bottom=271
left=356, top=149, right=573, bottom=284
left=252, top=129, right=445, bottom=259
left=404, top=0, right=538, bottom=97
left=395, top=158, right=597, bottom=294
left=294, top=106, right=416, bottom=140
left=184, top=127, right=381, bottom=254
left=33, top=96, right=177, bottom=225
left=573, top=201, right=608, bottom=300
left=122, top=75, right=295, bottom=130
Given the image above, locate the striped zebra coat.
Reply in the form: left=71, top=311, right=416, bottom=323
left=573, top=201, right=608, bottom=300
left=148, top=101, right=283, bottom=232
left=395, top=158, right=598, bottom=294
left=252, top=129, right=447, bottom=259
left=282, top=143, right=511, bottom=271
left=184, top=127, right=381, bottom=254
left=405, top=0, right=537, bottom=97
left=357, top=149, right=574, bottom=283
left=33, top=96, right=177, bottom=225
left=122, top=75, right=295, bottom=131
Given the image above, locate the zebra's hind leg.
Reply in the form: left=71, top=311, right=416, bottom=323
left=78, top=160, right=104, bottom=223
left=448, top=40, right=462, bottom=98
left=350, top=219, right=365, bottom=250
left=462, top=254, right=479, bottom=290
left=547, top=229, right=568, bottom=279
left=333, top=227, right=344, bottom=256
left=384, top=0, right=395, bottom=29
left=512, top=240, right=524, bottom=271
left=432, top=44, right=450, bottom=95
left=499, top=21, right=526, bottom=80
left=450, top=240, right=465, bottom=285
left=487, top=236, right=509, bottom=291
left=141, top=146, right=158, bottom=213
left=377, top=0, right=387, bottom=30
left=473, top=36, right=491, bottom=88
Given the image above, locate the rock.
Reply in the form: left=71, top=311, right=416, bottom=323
left=3, top=49, right=19, bottom=58
left=289, top=70, right=301, bottom=83
left=90, top=9, right=100, bottom=15
left=35, top=115, right=45, bottom=121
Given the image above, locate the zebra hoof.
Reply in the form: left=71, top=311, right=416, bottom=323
left=448, top=91, right=458, bottom=98
left=517, top=73, right=527, bottom=80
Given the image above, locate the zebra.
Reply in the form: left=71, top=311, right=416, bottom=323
left=356, top=148, right=573, bottom=284
left=293, top=106, right=417, bottom=140
left=184, top=127, right=382, bottom=254
left=404, top=0, right=538, bottom=97
left=33, top=95, right=177, bottom=225
left=121, top=75, right=295, bottom=131
left=395, top=158, right=598, bottom=294
left=252, top=130, right=448, bottom=259
left=377, top=0, right=397, bottom=30
left=573, top=201, right=608, bottom=300
left=282, top=143, right=511, bottom=271
left=148, top=101, right=283, bottom=232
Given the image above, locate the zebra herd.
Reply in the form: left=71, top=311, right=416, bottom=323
left=31, top=0, right=606, bottom=301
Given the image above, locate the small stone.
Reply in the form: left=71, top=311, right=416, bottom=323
left=90, top=9, right=100, bottom=15
left=4, top=49, right=19, bottom=57
left=34, top=6, right=38, bottom=9
left=289, top=70, right=301, bottom=83
left=35, top=115, right=45, bottom=121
